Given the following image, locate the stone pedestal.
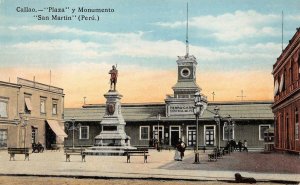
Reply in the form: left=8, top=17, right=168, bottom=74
left=84, top=90, right=135, bottom=156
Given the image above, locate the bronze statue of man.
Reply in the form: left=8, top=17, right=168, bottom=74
left=109, top=65, right=118, bottom=91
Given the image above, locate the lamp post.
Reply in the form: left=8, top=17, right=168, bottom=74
left=19, top=113, right=28, bottom=148
left=181, top=123, right=184, bottom=141
left=157, top=114, right=161, bottom=151
left=224, top=115, right=234, bottom=154
left=193, top=91, right=207, bottom=164
left=214, top=106, right=221, bottom=150
left=66, top=117, right=81, bottom=149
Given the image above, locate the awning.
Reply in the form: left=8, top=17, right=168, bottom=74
left=47, top=120, right=67, bottom=138
left=25, top=97, right=33, bottom=111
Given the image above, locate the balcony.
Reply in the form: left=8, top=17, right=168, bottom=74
left=274, top=80, right=300, bottom=104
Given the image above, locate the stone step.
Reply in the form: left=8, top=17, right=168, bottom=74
left=83, top=146, right=137, bottom=156
left=84, top=150, right=125, bottom=156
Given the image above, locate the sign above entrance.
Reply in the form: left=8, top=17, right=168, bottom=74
left=168, top=104, right=194, bottom=115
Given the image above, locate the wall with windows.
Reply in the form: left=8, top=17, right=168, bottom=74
left=64, top=101, right=274, bottom=149
left=272, top=28, right=300, bottom=152
left=20, top=87, right=64, bottom=120
left=125, top=123, right=148, bottom=146
left=64, top=119, right=273, bottom=149
left=64, top=122, right=100, bottom=147
left=230, top=121, right=272, bottom=148
left=0, top=82, right=20, bottom=122
left=274, top=99, right=300, bottom=152
left=0, top=78, right=65, bottom=148
left=0, top=82, right=21, bottom=148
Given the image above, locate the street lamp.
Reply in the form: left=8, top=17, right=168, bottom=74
left=214, top=106, right=221, bottom=150
left=157, top=114, right=161, bottom=151
left=224, top=115, right=234, bottom=154
left=19, top=112, right=28, bottom=148
left=66, top=117, right=81, bottom=149
left=193, top=91, right=207, bottom=164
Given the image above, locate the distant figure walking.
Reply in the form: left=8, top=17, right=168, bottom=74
left=238, top=140, right=242, bottom=152
left=174, top=139, right=181, bottom=161
left=243, top=140, right=248, bottom=152
left=174, top=138, right=186, bottom=161
left=179, top=140, right=186, bottom=160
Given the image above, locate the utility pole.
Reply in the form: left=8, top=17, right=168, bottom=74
left=83, top=97, right=87, bottom=105
left=212, top=92, right=215, bottom=101
left=237, top=90, right=246, bottom=101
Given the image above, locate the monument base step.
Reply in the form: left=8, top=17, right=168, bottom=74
left=84, top=146, right=136, bottom=156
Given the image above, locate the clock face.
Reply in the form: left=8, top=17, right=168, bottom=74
left=180, top=68, right=191, bottom=78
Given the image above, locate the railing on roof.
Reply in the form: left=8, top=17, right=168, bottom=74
left=166, top=93, right=208, bottom=101
left=17, top=78, right=63, bottom=94
left=273, top=28, right=300, bottom=69
left=177, top=55, right=196, bottom=60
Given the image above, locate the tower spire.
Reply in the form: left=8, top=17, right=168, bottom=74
left=281, top=11, right=284, bottom=52
left=185, top=2, right=189, bottom=57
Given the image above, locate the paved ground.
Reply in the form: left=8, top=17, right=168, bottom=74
left=162, top=150, right=300, bottom=174
left=0, top=149, right=299, bottom=184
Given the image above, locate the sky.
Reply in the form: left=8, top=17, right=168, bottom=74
left=0, top=0, right=299, bottom=108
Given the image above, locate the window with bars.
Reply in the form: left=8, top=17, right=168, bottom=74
left=31, top=128, right=38, bottom=144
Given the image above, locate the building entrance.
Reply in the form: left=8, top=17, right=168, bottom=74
left=31, top=127, right=38, bottom=144
left=45, top=122, right=56, bottom=149
left=170, top=126, right=180, bottom=146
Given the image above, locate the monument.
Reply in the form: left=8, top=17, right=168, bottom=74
left=84, top=65, right=135, bottom=156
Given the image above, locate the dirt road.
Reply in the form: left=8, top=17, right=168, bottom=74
left=0, top=176, right=286, bottom=185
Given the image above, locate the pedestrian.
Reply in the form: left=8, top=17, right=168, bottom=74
left=238, top=140, right=242, bottom=152
left=174, top=138, right=182, bottom=161
left=179, top=140, right=186, bottom=160
left=243, top=140, right=248, bottom=152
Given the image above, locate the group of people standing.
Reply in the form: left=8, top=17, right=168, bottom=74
left=227, top=139, right=248, bottom=152
left=173, top=138, right=248, bottom=161
left=174, top=138, right=186, bottom=161
left=230, top=140, right=248, bottom=152
left=237, top=140, right=248, bottom=152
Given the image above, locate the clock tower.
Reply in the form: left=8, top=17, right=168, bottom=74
left=165, top=53, right=202, bottom=117
left=173, top=54, right=200, bottom=99
left=165, top=2, right=205, bottom=117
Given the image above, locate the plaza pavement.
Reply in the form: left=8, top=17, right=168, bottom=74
left=0, top=149, right=299, bottom=183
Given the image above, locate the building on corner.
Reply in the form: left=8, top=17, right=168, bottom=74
left=272, top=27, right=300, bottom=153
left=0, top=77, right=66, bottom=149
